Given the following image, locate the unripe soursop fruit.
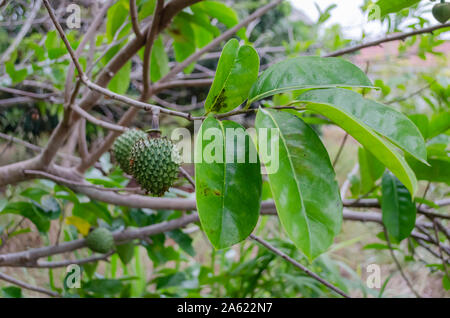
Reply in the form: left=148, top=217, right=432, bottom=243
left=86, top=227, right=115, bottom=254
left=432, top=2, right=450, bottom=23
left=112, top=129, right=147, bottom=174
left=130, top=135, right=182, bottom=196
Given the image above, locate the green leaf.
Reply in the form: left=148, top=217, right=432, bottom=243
left=195, top=117, right=262, bottom=249
left=5, top=61, right=28, bottom=84
left=255, top=108, right=342, bottom=259
left=116, top=242, right=135, bottom=265
left=408, top=114, right=429, bottom=140
left=106, top=0, right=129, bottom=42
left=107, top=60, right=131, bottom=95
left=428, top=111, right=450, bottom=139
left=83, top=279, right=124, bottom=296
left=374, top=0, right=420, bottom=17
left=192, top=1, right=246, bottom=39
left=381, top=172, right=416, bottom=242
left=358, top=147, right=384, bottom=194
left=296, top=90, right=418, bottom=196
left=170, top=15, right=196, bottom=66
left=406, top=156, right=450, bottom=185
left=137, top=0, right=156, bottom=21
left=298, top=88, right=427, bottom=164
left=20, top=188, right=49, bottom=202
left=0, top=202, right=50, bottom=233
left=150, top=35, right=169, bottom=82
left=168, top=229, right=195, bottom=256
left=248, top=56, right=373, bottom=104
left=2, top=286, right=23, bottom=298
left=205, top=39, right=259, bottom=114
left=45, top=30, right=66, bottom=59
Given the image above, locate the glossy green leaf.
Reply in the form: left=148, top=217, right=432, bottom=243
left=358, top=147, right=385, bottom=194
left=248, top=56, right=373, bottom=104
left=298, top=88, right=427, bottom=163
left=381, top=172, right=416, bottom=241
left=205, top=39, right=259, bottom=114
left=255, top=108, right=342, bottom=259
left=296, top=91, right=418, bottom=196
left=150, top=36, right=169, bottom=82
left=195, top=117, right=262, bottom=249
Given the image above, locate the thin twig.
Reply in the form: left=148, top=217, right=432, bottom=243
left=324, top=22, right=450, bottom=57
left=333, top=133, right=348, bottom=167
left=129, top=0, right=143, bottom=39
left=249, top=234, right=350, bottom=298
left=180, top=167, right=195, bottom=188
left=432, top=219, right=449, bottom=279
left=384, top=228, right=421, bottom=298
left=71, top=104, right=128, bottom=132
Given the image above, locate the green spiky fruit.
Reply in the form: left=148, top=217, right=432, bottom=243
left=86, top=228, right=115, bottom=254
left=130, top=136, right=182, bottom=196
left=112, top=129, right=147, bottom=174
left=432, top=2, right=450, bottom=23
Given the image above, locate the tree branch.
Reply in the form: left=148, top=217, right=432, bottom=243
left=325, top=22, right=450, bottom=57
left=129, top=0, right=143, bottom=39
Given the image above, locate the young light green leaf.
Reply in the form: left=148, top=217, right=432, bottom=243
left=195, top=117, right=262, bottom=249
left=255, top=108, right=342, bottom=259
left=205, top=39, right=259, bottom=114
left=107, top=60, right=131, bottom=95
left=150, top=36, right=169, bottom=82
left=381, top=172, right=416, bottom=241
left=106, top=0, right=129, bottom=42
left=248, top=56, right=373, bottom=104
left=298, top=88, right=427, bottom=164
